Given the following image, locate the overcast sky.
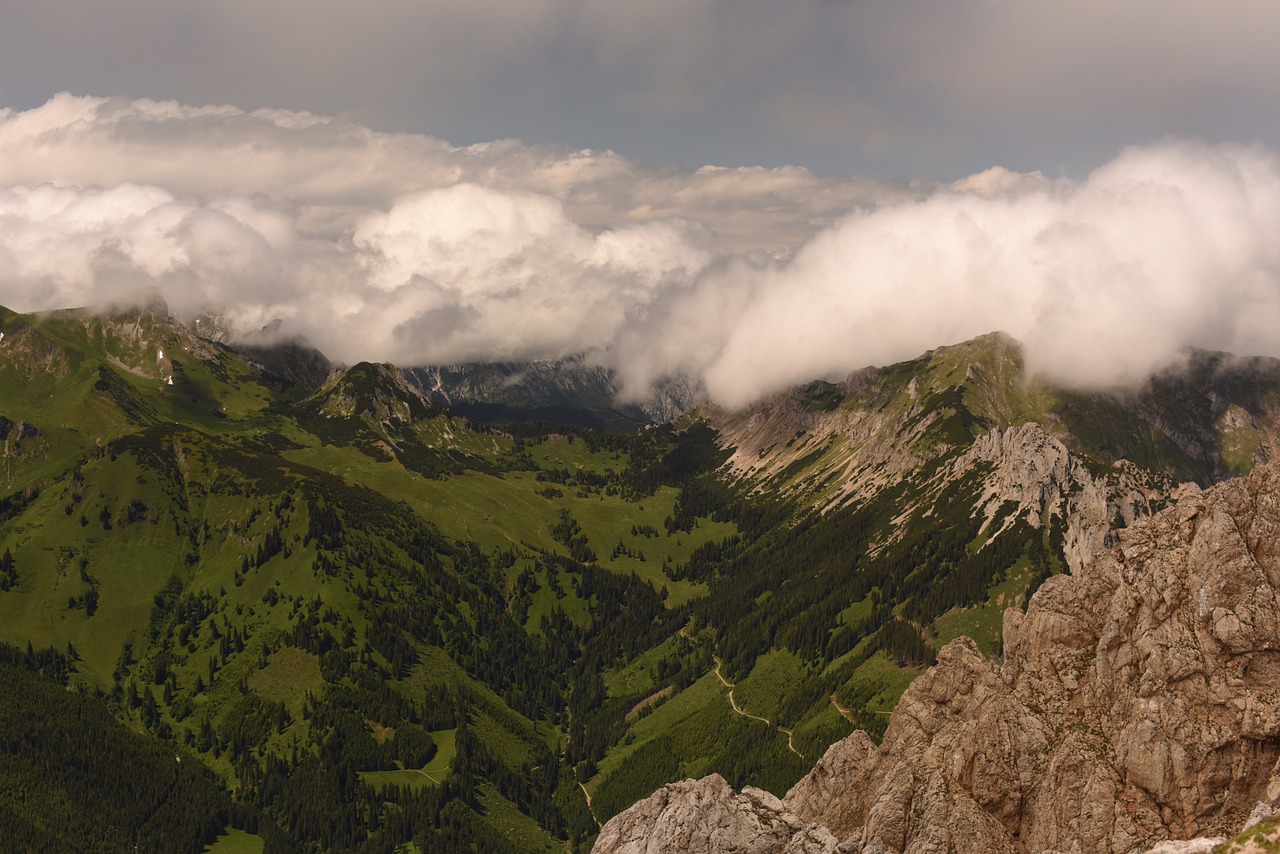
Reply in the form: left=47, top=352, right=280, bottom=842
left=4, top=0, right=1280, bottom=177
left=4, top=2, right=1280, bottom=405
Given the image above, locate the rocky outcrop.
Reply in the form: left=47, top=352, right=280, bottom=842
left=304, top=362, right=436, bottom=423
left=783, top=732, right=880, bottom=841
left=592, top=774, right=839, bottom=854
left=961, top=422, right=1176, bottom=574
left=709, top=335, right=1280, bottom=581
left=596, top=461, right=1280, bottom=854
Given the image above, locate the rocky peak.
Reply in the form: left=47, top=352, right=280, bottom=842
left=305, top=362, right=436, bottom=424
left=595, top=460, right=1280, bottom=853
left=402, top=356, right=705, bottom=427
left=591, top=773, right=839, bottom=854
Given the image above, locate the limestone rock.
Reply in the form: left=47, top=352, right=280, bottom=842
left=603, top=461, right=1280, bottom=854
left=592, top=773, right=839, bottom=854
left=784, top=731, right=879, bottom=841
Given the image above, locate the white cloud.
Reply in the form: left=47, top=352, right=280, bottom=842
left=4, top=97, right=1280, bottom=409
left=629, top=141, right=1280, bottom=407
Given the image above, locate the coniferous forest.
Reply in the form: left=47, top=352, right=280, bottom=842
left=2, top=305, right=1266, bottom=851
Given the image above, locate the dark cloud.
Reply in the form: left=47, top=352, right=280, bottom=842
left=4, top=1, right=1279, bottom=175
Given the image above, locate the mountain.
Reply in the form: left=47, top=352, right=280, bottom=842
left=296, top=360, right=524, bottom=481
left=4, top=303, right=1280, bottom=852
left=594, top=458, right=1280, bottom=853
left=711, top=331, right=1280, bottom=565
left=404, top=355, right=703, bottom=430
left=0, top=304, right=733, bottom=851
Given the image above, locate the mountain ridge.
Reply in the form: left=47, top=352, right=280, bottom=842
left=6, top=302, right=1280, bottom=851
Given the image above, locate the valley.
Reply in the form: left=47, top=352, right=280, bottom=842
left=3, top=304, right=1279, bottom=852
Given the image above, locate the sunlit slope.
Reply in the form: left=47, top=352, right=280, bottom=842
left=0, top=306, right=748, bottom=850
left=0, top=304, right=307, bottom=493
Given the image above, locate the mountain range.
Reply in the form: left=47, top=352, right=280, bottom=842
left=2, top=303, right=1280, bottom=852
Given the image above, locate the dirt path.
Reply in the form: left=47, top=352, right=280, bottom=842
left=829, top=694, right=856, bottom=724
left=579, top=781, right=602, bottom=829
left=713, top=656, right=803, bottom=758
left=830, top=693, right=891, bottom=721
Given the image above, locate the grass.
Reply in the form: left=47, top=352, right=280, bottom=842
left=1214, top=814, right=1280, bottom=852
left=248, top=647, right=325, bottom=720
left=731, top=649, right=807, bottom=724
left=526, top=436, right=622, bottom=476
left=425, top=729, right=457, bottom=777
left=518, top=560, right=592, bottom=632
left=603, top=632, right=684, bottom=699
left=358, top=728, right=456, bottom=790
left=586, top=670, right=728, bottom=797
left=477, top=783, right=561, bottom=852
left=474, top=711, right=535, bottom=767
left=204, top=828, right=264, bottom=854
left=283, top=442, right=727, bottom=606
left=788, top=703, right=854, bottom=762
left=836, top=591, right=875, bottom=629
left=1220, top=405, right=1262, bottom=476
left=835, top=650, right=925, bottom=717
left=930, top=557, right=1037, bottom=655
left=0, top=454, right=190, bottom=685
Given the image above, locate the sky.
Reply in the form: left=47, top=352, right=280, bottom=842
left=5, top=0, right=1280, bottom=178
left=3, top=2, right=1280, bottom=405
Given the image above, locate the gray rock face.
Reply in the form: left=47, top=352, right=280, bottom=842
left=958, top=421, right=1165, bottom=574
left=592, top=774, right=838, bottom=854
left=783, top=732, right=879, bottom=842
left=596, top=462, right=1280, bottom=854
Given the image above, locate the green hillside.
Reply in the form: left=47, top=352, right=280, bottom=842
left=2, top=306, right=1278, bottom=850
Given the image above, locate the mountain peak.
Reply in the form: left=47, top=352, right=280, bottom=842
left=305, top=362, right=437, bottom=423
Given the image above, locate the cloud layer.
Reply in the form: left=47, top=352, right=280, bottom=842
left=4, top=96, right=1280, bottom=408
left=6, top=1, right=1280, bottom=176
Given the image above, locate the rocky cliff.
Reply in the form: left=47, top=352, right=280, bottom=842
left=595, top=460, right=1280, bottom=853
left=708, top=334, right=1280, bottom=575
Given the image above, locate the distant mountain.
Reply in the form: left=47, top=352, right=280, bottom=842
left=185, top=311, right=689, bottom=428
left=710, top=331, right=1280, bottom=570
left=404, top=355, right=703, bottom=429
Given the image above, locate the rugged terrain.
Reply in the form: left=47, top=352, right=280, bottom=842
left=711, top=332, right=1280, bottom=573
left=404, top=356, right=702, bottom=429
left=5, top=303, right=1280, bottom=851
left=595, top=459, right=1280, bottom=853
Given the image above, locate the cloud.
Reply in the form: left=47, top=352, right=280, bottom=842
left=616, top=141, right=1280, bottom=407
left=344, top=183, right=710, bottom=364
left=0, top=94, right=900, bottom=252
left=4, top=97, right=1280, bottom=410
left=4, top=1, right=1280, bottom=175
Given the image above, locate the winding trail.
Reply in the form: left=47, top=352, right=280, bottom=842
left=713, top=656, right=803, bottom=759
left=579, top=781, right=602, bottom=829
left=829, top=694, right=856, bottom=724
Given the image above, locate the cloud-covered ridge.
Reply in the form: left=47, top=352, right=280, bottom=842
left=3, top=95, right=1280, bottom=408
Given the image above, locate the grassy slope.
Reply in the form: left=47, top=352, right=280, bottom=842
left=11, top=310, right=1278, bottom=849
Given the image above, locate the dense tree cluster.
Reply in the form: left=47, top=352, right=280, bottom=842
left=0, top=652, right=239, bottom=853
